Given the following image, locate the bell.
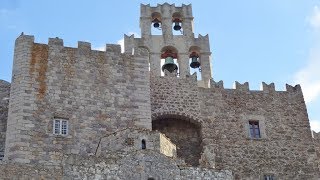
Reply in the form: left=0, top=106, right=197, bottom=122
left=173, top=21, right=181, bottom=31
left=162, top=57, right=178, bottom=73
left=190, top=56, right=201, bottom=69
left=152, top=18, right=161, bottom=28
left=153, top=22, right=160, bottom=28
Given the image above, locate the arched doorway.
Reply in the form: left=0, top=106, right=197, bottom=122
left=152, top=115, right=202, bottom=166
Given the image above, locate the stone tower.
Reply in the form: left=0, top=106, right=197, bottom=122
left=125, top=3, right=212, bottom=88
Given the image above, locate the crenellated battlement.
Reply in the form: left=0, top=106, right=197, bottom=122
left=14, top=34, right=151, bottom=74
left=17, top=34, right=137, bottom=57
left=233, top=81, right=250, bottom=91
left=48, top=37, right=64, bottom=46
left=140, top=3, right=192, bottom=18
left=208, top=79, right=303, bottom=94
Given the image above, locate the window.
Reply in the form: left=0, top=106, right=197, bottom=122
left=142, top=139, right=146, bottom=149
left=53, top=119, right=68, bottom=135
left=249, top=121, right=261, bottom=138
left=264, top=175, right=275, bottom=180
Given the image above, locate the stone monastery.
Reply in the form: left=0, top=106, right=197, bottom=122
left=0, top=3, right=320, bottom=180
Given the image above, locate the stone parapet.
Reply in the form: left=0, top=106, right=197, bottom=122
left=208, top=79, right=303, bottom=95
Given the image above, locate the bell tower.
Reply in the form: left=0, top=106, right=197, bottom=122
left=124, top=3, right=212, bottom=87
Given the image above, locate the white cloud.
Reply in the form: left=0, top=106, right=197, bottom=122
left=309, top=6, right=320, bottom=30
left=293, top=48, right=320, bottom=103
left=293, top=6, right=320, bottom=132
left=310, top=120, right=320, bottom=133
left=293, top=6, right=320, bottom=103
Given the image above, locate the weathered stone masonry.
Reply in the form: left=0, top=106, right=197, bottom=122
left=0, top=2, right=319, bottom=180
left=200, top=82, right=317, bottom=179
left=5, top=35, right=152, bottom=165
left=0, top=80, right=10, bottom=159
left=150, top=73, right=319, bottom=179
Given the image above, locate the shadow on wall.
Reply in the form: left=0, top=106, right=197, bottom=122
left=152, top=115, right=202, bottom=166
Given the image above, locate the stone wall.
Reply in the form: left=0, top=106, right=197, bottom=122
left=312, top=131, right=320, bottom=173
left=150, top=75, right=319, bottom=179
left=4, top=35, right=151, bottom=165
left=0, top=162, right=62, bottom=179
left=0, top=80, right=10, bottom=159
left=200, top=82, right=318, bottom=179
left=0, top=153, right=232, bottom=180
left=62, top=153, right=232, bottom=180
left=150, top=73, right=201, bottom=123
left=151, top=74, right=203, bottom=166
left=96, top=128, right=177, bottom=159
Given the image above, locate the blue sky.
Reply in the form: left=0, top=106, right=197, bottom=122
left=1, top=0, right=320, bottom=131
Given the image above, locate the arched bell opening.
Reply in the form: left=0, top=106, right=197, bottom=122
left=160, top=46, right=179, bottom=77
left=172, top=12, right=183, bottom=35
left=189, top=46, right=202, bottom=80
left=152, top=114, right=202, bottom=166
left=151, top=12, right=162, bottom=35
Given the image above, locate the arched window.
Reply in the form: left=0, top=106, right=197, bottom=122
left=172, top=12, right=183, bottom=35
left=142, top=139, right=146, bottom=149
left=160, top=46, right=179, bottom=77
left=151, top=12, right=162, bottom=35
left=189, top=46, right=202, bottom=80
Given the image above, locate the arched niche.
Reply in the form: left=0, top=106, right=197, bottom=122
left=188, top=46, right=202, bottom=80
left=152, top=114, right=202, bottom=166
left=172, top=12, right=183, bottom=35
left=151, top=12, right=162, bottom=35
left=160, top=46, right=179, bottom=76
left=141, top=139, right=146, bottom=149
left=188, top=46, right=201, bottom=55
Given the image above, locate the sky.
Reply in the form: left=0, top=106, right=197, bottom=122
left=1, top=0, right=319, bottom=132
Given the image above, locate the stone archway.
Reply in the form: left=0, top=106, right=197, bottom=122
left=152, top=114, right=202, bottom=166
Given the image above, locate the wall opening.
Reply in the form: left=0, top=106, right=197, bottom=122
left=189, top=58, right=202, bottom=80
left=142, top=139, right=146, bottom=149
left=172, top=12, right=183, bottom=35
left=152, top=115, right=202, bottom=166
left=160, top=46, right=179, bottom=77
left=151, top=12, right=162, bottom=35
left=160, top=58, right=179, bottom=77
left=189, top=46, right=202, bottom=80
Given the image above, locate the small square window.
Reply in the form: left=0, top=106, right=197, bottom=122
left=249, top=121, right=261, bottom=138
left=264, top=175, right=275, bottom=180
left=53, top=119, right=68, bottom=135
